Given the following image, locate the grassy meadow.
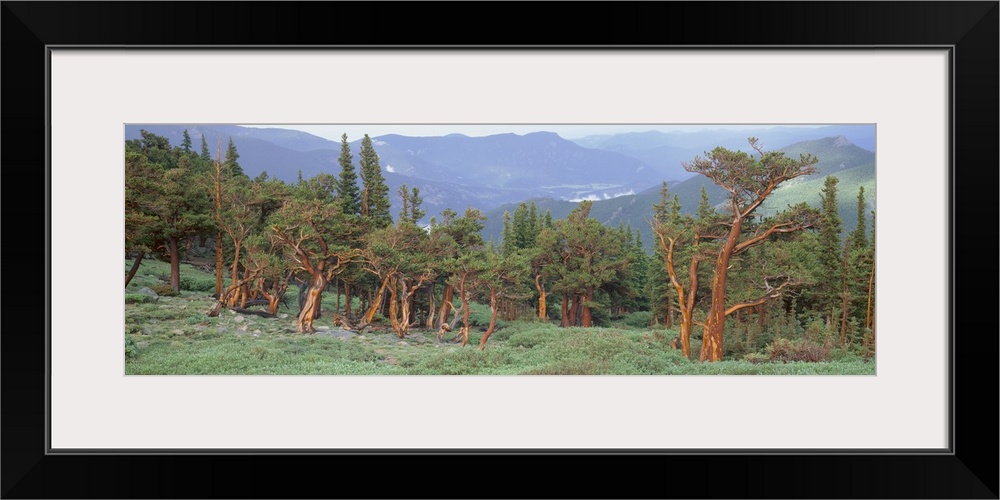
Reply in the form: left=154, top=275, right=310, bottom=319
left=125, top=259, right=875, bottom=376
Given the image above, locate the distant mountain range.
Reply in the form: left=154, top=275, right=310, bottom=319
left=124, top=125, right=875, bottom=249
left=571, top=124, right=875, bottom=181
left=125, top=125, right=668, bottom=216
left=484, top=135, right=876, bottom=249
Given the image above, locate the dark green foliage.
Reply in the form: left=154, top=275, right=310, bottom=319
left=359, top=134, right=393, bottom=228
left=697, top=185, right=714, bottom=221
left=850, top=186, right=868, bottom=250
left=500, top=210, right=514, bottom=255
left=125, top=336, right=139, bottom=360
left=125, top=294, right=155, bottom=304
left=409, top=187, right=425, bottom=224
left=336, top=133, right=361, bottom=216
left=620, top=311, right=653, bottom=328
left=224, top=137, right=245, bottom=178
left=816, top=175, right=843, bottom=315
left=179, top=274, right=216, bottom=292
left=181, top=130, right=192, bottom=153
left=200, top=134, right=211, bottom=162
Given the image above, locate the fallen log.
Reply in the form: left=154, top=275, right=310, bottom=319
left=229, top=307, right=276, bottom=318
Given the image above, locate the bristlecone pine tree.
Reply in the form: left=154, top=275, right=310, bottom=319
left=683, top=138, right=821, bottom=362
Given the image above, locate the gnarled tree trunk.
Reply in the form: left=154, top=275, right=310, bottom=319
left=297, top=272, right=327, bottom=333
left=478, top=285, right=499, bottom=350
left=125, top=254, right=144, bottom=288
left=436, top=284, right=454, bottom=329
left=363, top=275, right=392, bottom=324
left=700, top=218, right=743, bottom=362
left=535, top=274, right=546, bottom=320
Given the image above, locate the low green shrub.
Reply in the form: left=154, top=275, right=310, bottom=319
left=125, top=335, right=139, bottom=360
left=743, top=352, right=770, bottom=364
left=620, top=311, right=653, bottom=328
left=766, top=338, right=830, bottom=363
left=151, top=284, right=178, bottom=297
left=180, top=274, right=216, bottom=292
left=125, top=294, right=154, bottom=304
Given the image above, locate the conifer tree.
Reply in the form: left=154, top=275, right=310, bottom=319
left=359, top=134, right=392, bottom=228
left=224, top=137, right=245, bottom=178
left=337, top=133, right=361, bottom=216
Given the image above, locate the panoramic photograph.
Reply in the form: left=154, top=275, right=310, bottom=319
left=124, top=124, right=876, bottom=375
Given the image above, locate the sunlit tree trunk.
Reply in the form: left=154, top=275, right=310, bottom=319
left=125, top=254, right=144, bottom=288
left=298, top=272, right=327, bottom=333
left=580, top=287, right=594, bottom=327
left=167, top=237, right=181, bottom=293
left=478, top=285, right=499, bottom=350
left=458, top=274, right=470, bottom=346
left=436, top=284, right=453, bottom=329
left=388, top=277, right=402, bottom=337
left=363, top=275, right=392, bottom=324
left=700, top=218, right=743, bottom=362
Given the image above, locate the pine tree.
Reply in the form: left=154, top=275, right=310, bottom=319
left=500, top=210, right=515, bottom=255
left=359, top=134, right=392, bottom=228
left=697, top=185, right=714, bottom=220
left=818, top=175, right=843, bottom=319
left=544, top=209, right=553, bottom=229
left=336, top=133, right=361, bottom=216
left=528, top=201, right=539, bottom=240
left=224, top=137, right=245, bottom=178
left=200, top=134, right=211, bottom=162
left=512, top=202, right=532, bottom=249
left=181, top=130, right=193, bottom=153
left=397, top=184, right=411, bottom=225
left=850, top=186, right=868, bottom=250
left=409, top=187, right=425, bottom=224
left=682, top=138, right=820, bottom=361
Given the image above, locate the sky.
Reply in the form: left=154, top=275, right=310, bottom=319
left=240, top=124, right=825, bottom=142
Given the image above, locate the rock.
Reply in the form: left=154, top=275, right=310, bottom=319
left=280, top=314, right=289, bottom=319
left=357, top=335, right=366, bottom=340
left=253, top=330, right=262, bottom=334
left=136, top=287, right=159, bottom=300
left=228, top=309, right=236, bottom=315
left=234, top=315, right=245, bottom=323
left=171, top=329, right=184, bottom=336
left=238, top=325, right=248, bottom=332
left=316, top=325, right=330, bottom=331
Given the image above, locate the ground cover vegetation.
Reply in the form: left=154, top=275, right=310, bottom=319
left=125, top=131, right=876, bottom=375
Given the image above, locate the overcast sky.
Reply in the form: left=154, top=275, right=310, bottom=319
left=241, top=124, right=825, bottom=141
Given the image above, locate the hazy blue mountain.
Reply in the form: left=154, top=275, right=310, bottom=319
left=124, top=125, right=874, bottom=241
left=572, top=125, right=876, bottom=181
left=366, top=132, right=666, bottom=199
left=125, top=125, right=673, bottom=222
left=124, top=124, right=338, bottom=154
left=484, top=135, right=876, bottom=250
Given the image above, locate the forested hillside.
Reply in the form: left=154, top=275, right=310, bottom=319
left=124, top=128, right=876, bottom=373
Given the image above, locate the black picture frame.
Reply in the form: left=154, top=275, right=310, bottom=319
left=3, top=2, right=996, bottom=498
